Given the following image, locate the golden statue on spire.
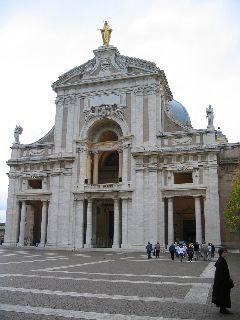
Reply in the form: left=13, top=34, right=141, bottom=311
left=100, top=21, right=112, bottom=46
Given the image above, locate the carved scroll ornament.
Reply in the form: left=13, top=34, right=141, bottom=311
left=84, top=104, right=124, bottom=122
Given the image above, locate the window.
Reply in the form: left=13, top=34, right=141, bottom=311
left=28, top=179, right=42, bottom=189
left=174, top=172, right=193, bottom=184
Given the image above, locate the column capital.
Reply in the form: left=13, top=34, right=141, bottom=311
left=113, top=197, right=119, bottom=202
left=121, top=196, right=129, bottom=200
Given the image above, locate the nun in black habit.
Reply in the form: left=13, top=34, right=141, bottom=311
left=212, top=247, right=234, bottom=314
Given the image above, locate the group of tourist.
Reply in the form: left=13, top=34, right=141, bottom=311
left=146, top=241, right=161, bottom=259
left=146, top=241, right=234, bottom=315
left=146, top=241, right=215, bottom=262
left=168, top=241, right=215, bottom=262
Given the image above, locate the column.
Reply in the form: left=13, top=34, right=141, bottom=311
left=93, top=152, right=98, bottom=184
left=135, top=92, right=143, bottom=145
left=167, top=197, right=174, bottom=245
left=194, top=196, right=202, bottom=244
left=121, top=198, right=128, bottom=248
left=203, top=196, right=206, bottom=243
left=75, top=199, right=84, bottom=248
left=122, top=145, right=128, bottom=184
left=112, top=198, right=120, bottom=248
left=85, top=198, right=93, bottom=247
left=87, top=152, right=92, bottom=184
left=40, top=201, right=48, bottom=246
left=118, top=150, right=123, bottom=181
left=148, top=90, right=157, bottom=144
left=18, top=200, right=26, bottom=246
left=79, top=145, right=87, bottom=189
left=134, top=166, right=144, bottom=245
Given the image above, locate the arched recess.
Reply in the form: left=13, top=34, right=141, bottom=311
left=87, top=119, right=123, bottom=142
left=80, top=115, right=129, bottom=140
left=84, top=118, right=124, bottom=185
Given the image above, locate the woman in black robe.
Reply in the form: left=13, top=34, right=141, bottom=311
left=212, top=247, right=234, bottom=314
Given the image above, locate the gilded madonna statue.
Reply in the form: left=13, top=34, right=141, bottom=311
left=100, top=21, right=112, bottom=46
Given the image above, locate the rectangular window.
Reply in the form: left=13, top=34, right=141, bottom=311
left=28, top=179, right=42, bottom=189
left=174, top=172, right=193, bottom=184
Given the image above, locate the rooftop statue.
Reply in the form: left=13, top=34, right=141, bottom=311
left=14, top=125, right=23, bottom=144
left=206, top=105, right=214, bottom=129
left=100, top=21, right=112, bottom=46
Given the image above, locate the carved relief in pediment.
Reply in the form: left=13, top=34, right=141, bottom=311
left=172, top=136, right=192, bottom=145
left=84, top=104, right=124, bottom=122
left=29, top=149, right=45, bottom=156
left=22, top=148, right=46, bottom=157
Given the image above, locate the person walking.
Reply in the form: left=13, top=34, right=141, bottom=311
left=193, top=242, right=200, bottom=261
left=187, top=244, right=194, bottom=262
left=208, top=243, right=212, bottom=260
left=211, top=243, right=215, bottom=258
left=175, top=243, right=179, bottom=258
left=201, top=242, right=208, bottom=261
left=177, top=244, right=184, bottom=262
left=154, top=241, right=160, bottom=258
left=146, top=242, right=152, bottom=259
left=169, top=243, right=175, bottom=260
left=212, top=247, right=234, bottom=315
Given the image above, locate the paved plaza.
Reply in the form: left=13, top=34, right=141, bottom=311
left=0, top=247, right=239, bottom=320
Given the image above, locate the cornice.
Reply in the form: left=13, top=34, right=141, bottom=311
left=132, top=144, right=220, bottom=156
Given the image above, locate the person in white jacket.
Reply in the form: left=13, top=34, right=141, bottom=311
left=177, top=245, right=185, bottom=262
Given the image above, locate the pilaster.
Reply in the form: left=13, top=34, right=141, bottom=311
left=74, top=199, right=84, bottom=249
left=204, top=164, right=221, bottom=245
left=194, top=196, right=202, bottom=244
left=167, top=197, right=174, bottom=245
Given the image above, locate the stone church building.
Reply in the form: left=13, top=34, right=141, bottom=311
left=4, top=36, right=240, bottom=250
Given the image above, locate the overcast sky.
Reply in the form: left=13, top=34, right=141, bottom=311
left=0, top=0, right=240, bottom=223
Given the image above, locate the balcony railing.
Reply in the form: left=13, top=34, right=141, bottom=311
left=83, top=182, right=132, bottom=192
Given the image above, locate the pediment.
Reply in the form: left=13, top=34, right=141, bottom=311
left=52, top=46, right=160, bottom=90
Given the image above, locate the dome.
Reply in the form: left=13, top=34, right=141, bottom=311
left=167, top=100, right=191, bottom=127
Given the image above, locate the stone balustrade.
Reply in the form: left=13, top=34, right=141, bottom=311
left=83, top=182, right=131, bottom=192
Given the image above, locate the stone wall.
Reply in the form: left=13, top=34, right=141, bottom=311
left=163, top=112, right=184, bottom=132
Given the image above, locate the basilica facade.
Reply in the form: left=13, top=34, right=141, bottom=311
left=4, top=41, right=240, bottom=250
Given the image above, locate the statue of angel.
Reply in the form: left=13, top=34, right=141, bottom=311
left=14, top=125, right=23, bottom=144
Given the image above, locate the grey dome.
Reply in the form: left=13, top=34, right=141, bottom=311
left=167, top=100, right=191, bottom=126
